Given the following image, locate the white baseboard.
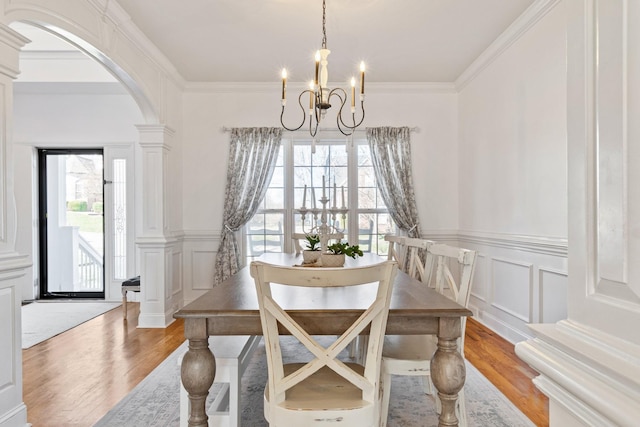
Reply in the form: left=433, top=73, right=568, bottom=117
left=0, top=403, right=28, bottom=427
left=469, top=306, right=533, bottom=344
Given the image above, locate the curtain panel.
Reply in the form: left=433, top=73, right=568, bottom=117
left=366, top=126, right=422, bottom=239
left=213, top=127, right=282, bottom=285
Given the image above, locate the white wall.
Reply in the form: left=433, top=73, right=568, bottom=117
left=180, top=85, right=459, bottom=302
left=456, top=1, right=568, bottom=342
left=12, top=86, right=143, bottom=301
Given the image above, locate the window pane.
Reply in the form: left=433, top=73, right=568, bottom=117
left=274, top=146, right=284, bottom=166
left=358, top=145, right=372, bottom=166
left=264, top=188, right=283, bottom=209
left=358, top=166, right=376, bottom=187
left=357, top=214, right=375, bottom=253
left=246, top=213, right=284, bottom=258
left=270, top=166, right=284, bottom=187
left=377, top=213, right=396, bottom=235
left=294, top=166, right=311, bottom=190
left=112, top=158, right=126, bottom=280
left=311, top=146, right=330, bottom=166
left=294, top=144, right=311, bottom=166
left=358, top=187, right=377, bottom=209
left=330, top=147, right=348, bottom=167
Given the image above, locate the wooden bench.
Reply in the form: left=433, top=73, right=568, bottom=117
left=178, top=335, right=261, bottom=427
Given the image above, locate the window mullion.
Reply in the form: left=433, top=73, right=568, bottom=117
left=283, top=139, right=294, bottom=253
left=347, top=140, right=358, bottom=244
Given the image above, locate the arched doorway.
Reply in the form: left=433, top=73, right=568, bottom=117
left=11, top=22, right=143, bottom=301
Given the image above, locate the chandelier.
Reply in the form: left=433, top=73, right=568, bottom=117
left=280, top=0, right=365, bottom=137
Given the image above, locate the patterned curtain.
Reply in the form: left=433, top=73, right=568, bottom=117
left=213, top=127, right=282, bottom=285
left=366, top=126, right=422, bottom=239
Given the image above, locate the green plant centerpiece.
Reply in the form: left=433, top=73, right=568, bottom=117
left=302, top=234, right=322, bottom=264
left=321, top=241, right=363, bottom=267
left=304, top=234, right=321, bottom=251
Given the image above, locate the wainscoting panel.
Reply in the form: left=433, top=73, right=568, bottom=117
left=470, top=253, right=488, bottom=302
left=0, top=287, right=14, bottom=390
left=433, top=230, right=569, bottom=344
left=171, top=250, right=183, bottom=297
left=539, top=267, right=568, bottom=323
left=491, top=258, right=533, bottom=323
left=191, top=251, right=216, bottom=289
left=182, top=231, right=219, bottom=304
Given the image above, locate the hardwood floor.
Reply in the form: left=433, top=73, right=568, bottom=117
left=22, top=303, right=185, bottom=427
left=23, top=304, right=548, bottom=427
left=465, top=318, right=549, bottom=427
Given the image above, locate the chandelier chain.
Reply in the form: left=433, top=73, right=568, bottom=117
left=321, top=0, right=327, bottom=49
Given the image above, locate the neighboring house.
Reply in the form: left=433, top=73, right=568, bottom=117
left=66, top=155, right=103, bottom=211
left=0, top=2, right=638, bottom=427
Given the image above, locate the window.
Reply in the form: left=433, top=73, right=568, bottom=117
left=245, top=137, right=396, bottom=264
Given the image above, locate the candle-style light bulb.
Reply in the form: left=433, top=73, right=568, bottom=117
left=309, top=80, right=315, bottom=112
left=359, top=62, right=365, bottom=95
left=350, top=77, right=356, bottom=107
left=281, top=69, right=287, bottom=100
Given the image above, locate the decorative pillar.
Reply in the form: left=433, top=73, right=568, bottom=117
left=516, top=1, right=640, bottom=425
left=0, top=24, right=31, bottom=427
left=135, top=124, right=177, bottom=328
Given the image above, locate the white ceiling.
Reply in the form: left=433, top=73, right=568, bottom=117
left=112, top=0, right=537, bottom=84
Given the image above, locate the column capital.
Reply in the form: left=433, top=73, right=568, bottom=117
left=135, top=124, right=175, bottom=149
left=0, top=24, right=30, bottom=79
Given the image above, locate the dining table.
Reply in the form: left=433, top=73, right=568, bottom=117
left=173, top=252, right=472, bottom=427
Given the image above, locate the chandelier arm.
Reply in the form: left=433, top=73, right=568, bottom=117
left=328, top=88, right=366, bottom=136
left=328, top=89, right=353, bottom=136
left=280, top=91, right=310, bottom=132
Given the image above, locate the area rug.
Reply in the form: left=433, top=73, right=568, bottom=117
left=22, top=301, right=121, bottom=349
left=95, top=337, right=535, bottom=427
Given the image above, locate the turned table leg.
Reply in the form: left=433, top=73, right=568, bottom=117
left=431, top=317, right=465, bottom=427
left=181, top=318, right=216, bottom=427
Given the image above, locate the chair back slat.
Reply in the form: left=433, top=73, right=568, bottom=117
left=385, top=235, right=436, bottom=283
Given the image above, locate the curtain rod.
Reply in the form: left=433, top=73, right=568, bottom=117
left=220, top=126, right=420, bottom=134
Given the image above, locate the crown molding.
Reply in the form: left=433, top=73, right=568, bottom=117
left=14, top=81, right=127, bottom=94
left=455, top=0, right=562, bottom=91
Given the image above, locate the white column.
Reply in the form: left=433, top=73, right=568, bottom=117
left=135, top=125, right=177, bottom=328
left=0, top=24, right=31, bottom=427
left=516, top=1, right=640, bottom=425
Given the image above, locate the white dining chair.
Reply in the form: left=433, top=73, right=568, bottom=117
left=384, top=235, right=407, bottom=268
left=379, top=242, right=477, bottom=427
left=250, top=259, right=398, bottom=427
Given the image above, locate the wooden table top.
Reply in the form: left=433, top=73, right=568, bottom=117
left=174, top=253, right=471, bottom=336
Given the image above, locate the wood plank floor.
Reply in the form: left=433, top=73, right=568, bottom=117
left=23, top=303, right=548, bottom=427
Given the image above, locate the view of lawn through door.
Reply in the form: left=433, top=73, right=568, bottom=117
left=38, top=149, right=105, bottom=298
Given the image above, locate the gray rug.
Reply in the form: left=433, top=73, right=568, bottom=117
left=22, top=301, right=121, bottom=349
left=95, top=337, right=535, bottom=427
